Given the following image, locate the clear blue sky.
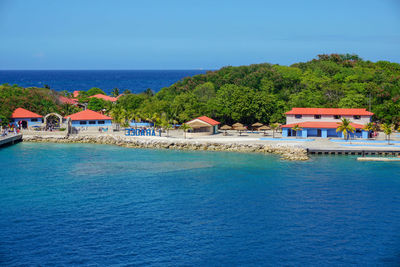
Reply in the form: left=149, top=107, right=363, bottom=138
left=0, top=0, right=399, bottom=69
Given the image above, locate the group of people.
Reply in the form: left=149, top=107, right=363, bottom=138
left=1, top=126, right=19, bottom=137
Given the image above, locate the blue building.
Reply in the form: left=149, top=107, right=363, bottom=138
left=65, top=109, right=113, bottom=128
left=281, top=108, right=373, bottom=139
left=11, top=108, right=43, bottom=129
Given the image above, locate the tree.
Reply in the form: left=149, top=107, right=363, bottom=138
left=87, top=87, right=105, bottom=96
left=363, top=122, right=376, bottom=138
left=336, top=118, right=355, bottom=140
left=143, top=88, right=154, bottom=97
left=161, top=120, right=173, bottom=137
left=111, top=88, right=120, bottom=97
left=193, top=82, right=215, bottom=103
left=381, top=123, right=393, bottom=145
left=87, top=97, right=106, bottom=111
left=109, top=106, right=126, bottom=130
left=180, top=123, right=192, bottom=139
left=291, top=124, right=302, bottom=138
left=270, top=123, right=279, bottom=138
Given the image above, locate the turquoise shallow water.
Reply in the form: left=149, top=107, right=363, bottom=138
left=1, top=143, right=400, bottom=266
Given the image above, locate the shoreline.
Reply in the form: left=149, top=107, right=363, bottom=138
left=22, top=134, right=310, bottom=161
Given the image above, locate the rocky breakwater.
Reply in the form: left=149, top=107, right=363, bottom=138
left=23, top=135, right=309, bottom=161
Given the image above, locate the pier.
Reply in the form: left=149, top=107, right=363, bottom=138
left=307, top=148, right=400, bottom=156
left=0, top=134, right=23, bottom=148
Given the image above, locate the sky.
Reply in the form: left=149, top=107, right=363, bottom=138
left=0, top=0, right=399, bottom=69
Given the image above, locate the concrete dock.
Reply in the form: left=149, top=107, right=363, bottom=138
left=357, top=157, right=400, bottom=162
left=0, top=134, right=23, bottom=148
left=307, top=148, right=400, bottom=156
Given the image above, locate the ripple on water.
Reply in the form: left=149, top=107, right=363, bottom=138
left=0, top=143, right=399, bottom=265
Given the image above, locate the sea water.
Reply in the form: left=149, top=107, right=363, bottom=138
left=0, top=143, right=399, bottom=265
left=0, top=70, right=207, bottom=94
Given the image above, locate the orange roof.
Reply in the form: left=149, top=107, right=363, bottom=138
left=65, top=109, right=112, bottom=121
left=11, top=108, right=42, bottom=118
left=73, top=91, right=81, bottom=97
left=89, top=94, right=118, bottom=102
left=187, top=116, right=220, bottom=126
left=59, top=96, right=78, bottom=105
left=281, top=121, right=365, bottom=129
left=285, top=108, right=373, bottom=116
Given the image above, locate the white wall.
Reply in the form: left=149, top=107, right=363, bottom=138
left=286, top=114, right=371, bottom=125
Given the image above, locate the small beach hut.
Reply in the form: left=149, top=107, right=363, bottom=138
left=10, top=108, right=43, bottom=129
left=220, top=125, right=232, bottom=136
left=185, top=116, right=220, bottom=137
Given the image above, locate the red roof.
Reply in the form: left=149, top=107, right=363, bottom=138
left=285, top=108, right=373, bottom=116
left=89, top=94, right=118, bottom=102
left=187, top=116, right=220, bottom=126
left=73, top=91, right=81, bottom=97
left=11, top=108, right=42, bottom=119
left=59, top=96, right=78, bottom=105
left=281, top=121, right=365, bottom=129
left=65, top=109, right=112, bottom=121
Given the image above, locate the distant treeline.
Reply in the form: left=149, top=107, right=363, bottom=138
left=1, top=54, right=400, bottom=126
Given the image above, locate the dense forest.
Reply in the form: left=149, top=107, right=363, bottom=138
left=1, top=54, right=400, bottom=127
left=116, top=54, right=400, bottom=126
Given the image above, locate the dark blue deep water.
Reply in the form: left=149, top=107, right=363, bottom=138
left=1, top=143, right=400, bottom=266
left=0, top=70, right=207, bottom=94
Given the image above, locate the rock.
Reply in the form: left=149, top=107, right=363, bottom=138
left=22, top=134, right=309, bottom=161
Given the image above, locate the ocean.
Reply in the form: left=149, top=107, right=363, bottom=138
left=0, top=70, right=208, bottom=94
left=1, top=143, right=400, bottom=265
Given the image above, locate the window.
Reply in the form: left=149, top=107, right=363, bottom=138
left=353, top=115, right=361, bottom=120
left=31, top=118, right=38, bottom=122
left=79, top=121, right=87, bottom=125
left=295, top=115, right=302, bottom=119
left=314, top=115, right=321, bottom=119
left=334, top=115, right=341, bottom=119
left=89, top=121, right=96, bottom=125
left=98, top=120, right=105, bottom=125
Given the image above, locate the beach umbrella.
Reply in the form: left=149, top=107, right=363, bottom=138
left=220, top=125, right=232, bottom=135
left=235, top=125, right=246, bottom=136
left=232, top=122, right=244, bottom=129
left=251, top=122, right=263, bottom=127
left=251, top=122, right=263, bottom=132
left=259, top=125, right=270, bottom=135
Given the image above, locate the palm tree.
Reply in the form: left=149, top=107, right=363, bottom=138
left=180, top=123, right=192, bottom=139
left=111, top=88, right=120, bottom=97
left=363, top=122, right=376, bottom=139
left=151, top=113, right=160, bottom=128
left=270, top=123, right=279, bottom=138
left=291, top=124, right=302, bottom=138
left=109, top=106, right=127, bottom=130
left=381, top=123, right=393, bottom=145
left=161, top=120, right=173, bottom=137
left=336, top=118, right=355, bottom=140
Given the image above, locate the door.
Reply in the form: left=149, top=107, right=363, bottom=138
left=21, top=121, right=28, bottom=129
left=317, top=129, right=322, bottom=137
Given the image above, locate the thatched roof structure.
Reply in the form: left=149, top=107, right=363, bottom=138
left=235, top=126, right=246, bottom=131
left=220, top=125, right=232, bottom=130
left=251, top=122, right=263, bottom=127
left=232, top=122, right=244, bottom=128
left=259, top=125, right=270, bottom=130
